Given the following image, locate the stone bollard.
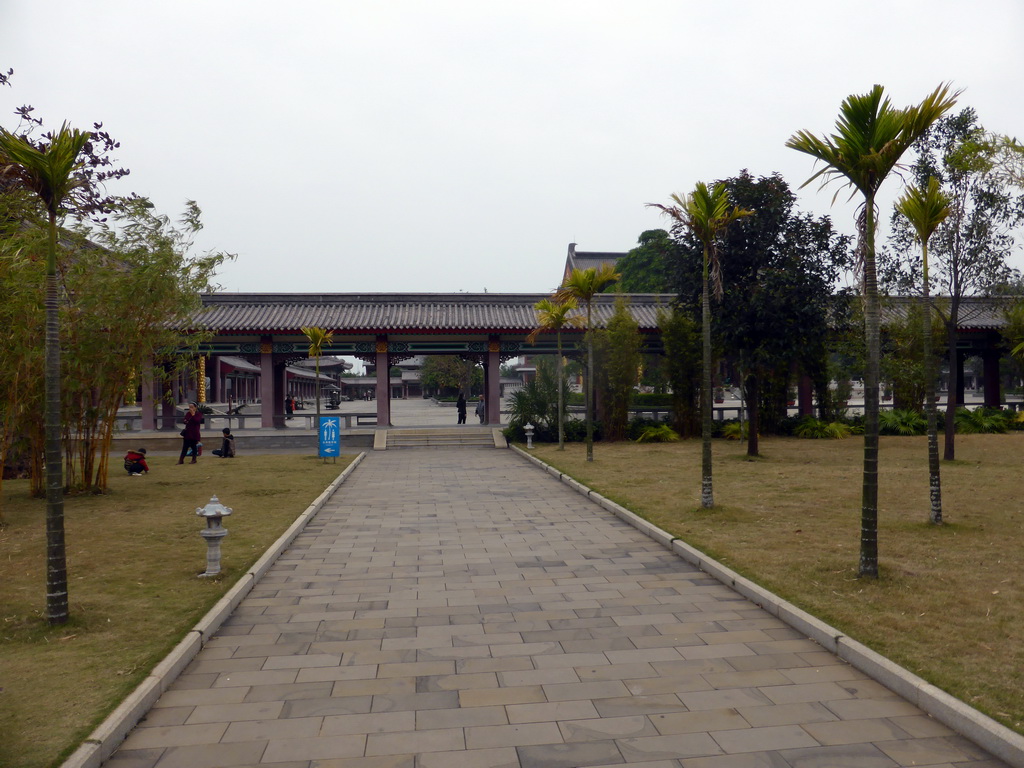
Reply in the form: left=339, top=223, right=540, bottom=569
left=196, top=495, right=233, bottom=577
left=524, top=422, right=534, bottom=449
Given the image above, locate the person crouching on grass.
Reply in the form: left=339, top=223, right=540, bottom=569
left=124, top=448, right=149, bottom=476
left=212, top=427, right=236, bottom=458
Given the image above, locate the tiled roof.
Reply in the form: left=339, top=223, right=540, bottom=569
left=189, top=293, right=1018, bottom=335
left=880, top=296, right=1015, bottom=331
left=190, top=293, right=675, bottom=334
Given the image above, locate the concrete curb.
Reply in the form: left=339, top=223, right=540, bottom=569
left=511, top=445, right=1024, bottom=768
left=61, top=452, right=368, bottom=768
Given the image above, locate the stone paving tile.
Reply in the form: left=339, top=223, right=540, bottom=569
left=262, top=733, right=366, bottom=762
left=516, top=740, right=625, bottom=768
left=141, top=742, right=268, bottom=768
left=101, top=450, right=1009, bottom=768
left=710, top=724, right=819, bottom=753
left=415, top=747, right=520, bottom=768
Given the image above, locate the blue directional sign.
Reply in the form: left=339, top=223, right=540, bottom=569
left=319, top=416, right=341, bottom=457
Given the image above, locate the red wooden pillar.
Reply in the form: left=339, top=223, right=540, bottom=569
left=486, top=337, right=501, bottom=424
left=375, top=337, right=391, bottom=426
left=260, top=337, right=276, bottom=428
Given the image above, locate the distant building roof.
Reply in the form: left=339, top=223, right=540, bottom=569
left=189, top=292, right=672, bottom=334
left=562, top=243, right=626, bottom=286
left=881, top=296, right=1015, bottom=331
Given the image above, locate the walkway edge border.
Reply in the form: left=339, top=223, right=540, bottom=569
left=511, top=445, right=1024, bottom=768
left=61, top=452, right=368, bottom=768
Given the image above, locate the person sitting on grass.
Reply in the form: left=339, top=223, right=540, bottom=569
left=212, top=427, right=236, bottom=458
left=123, top=448, right=149, bottom=475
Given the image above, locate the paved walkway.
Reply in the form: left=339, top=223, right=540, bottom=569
left=105, top=449, right=1006, bottom=768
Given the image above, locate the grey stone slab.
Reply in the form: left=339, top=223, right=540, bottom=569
left=516, top=740, right=625, bottom=768
left=139, top=741, right=267, bottom=768
left=710, top=724, right=819, bottom=753
left=617, top=732, right=722, bottom=761
left=262, top=733, right=366, bottom=762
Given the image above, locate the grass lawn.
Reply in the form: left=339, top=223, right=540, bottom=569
left=0, top=452, right=356, bottom=768
left=530, top=433, right=1024, bottom=735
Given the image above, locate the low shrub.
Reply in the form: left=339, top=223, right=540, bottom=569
left=879, top=408, right=927, bottom=436
left=635, top=424, right=680, bottom=443
left=955, top=407, right=1014, bottom=434
left=793, top=416, right=855, bottom=439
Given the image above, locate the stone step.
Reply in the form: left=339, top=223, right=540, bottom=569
left=382, top=427, right=506, bottom=450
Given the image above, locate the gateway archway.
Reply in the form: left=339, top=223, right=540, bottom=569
left=139, top=292, right=669, bottom=429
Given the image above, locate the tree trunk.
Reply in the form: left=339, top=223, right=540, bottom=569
left=922, top=275, right=943, bottom=524
left=585, top=306, right=594, bottom=462
left=860, top=201, right=880, bottom=579
left=556, top=333, right=565, bottom=450
left=44, top=215, right=69, bottom=624
left=745, top=372, right=759, bottom=458
left=943, top=309, right=960, bottom=461
left=701, top=259, right=714, bottom=509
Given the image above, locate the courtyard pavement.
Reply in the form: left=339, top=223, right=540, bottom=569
left=102, top=448, right=1008, bottom=768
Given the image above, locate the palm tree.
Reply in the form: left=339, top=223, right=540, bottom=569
left=648, top=183, right=751, bottom=509
left=555, top=265, right=620, bottom=461
left=0, top=123, right=91, bottom=625
left=896, top=177, right=951, bottom=525
left=786, top=83, right=959, bottom=577
left=527, top=296, right=583, bottom=450
left=301, top=326, right=334, bottom=459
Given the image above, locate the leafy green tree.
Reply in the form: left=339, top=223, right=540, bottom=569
left=302, top=326, right=334, bottom=457
left=527, top=296, right=582, bottom=449
left=556, top=265, right=620, bottom=462
left=658, top=308, right=701, bottom=438
left=649, top=183, right=751, bottom=508
left=616, top=229, right=676, bottom=292
left=0, top=123, right=91, bottom=625
left=665, top=172, right=850, bottom=457
left=896, top=178, right=951, bottom=524
left=593, top=296, right=642, bottom=441
left=884, top=108, right=1024, bottom=461
left=787, top=82, right=958, bottom=578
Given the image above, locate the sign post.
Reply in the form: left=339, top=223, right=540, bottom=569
left=319, top=416, right=341, bottom=459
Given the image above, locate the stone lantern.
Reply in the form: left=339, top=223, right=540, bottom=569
left=524, top=422, right=535, bottom=449
left=196, top=495, right=232, bottom=577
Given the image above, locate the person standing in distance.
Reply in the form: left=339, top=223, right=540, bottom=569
left=178, top=401, right=204, bottom=464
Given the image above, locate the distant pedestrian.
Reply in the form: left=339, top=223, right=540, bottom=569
left=285, top=395, right=294, bottom=419
left=456, top=393, right=467, bottom=424
left=212, top=427, right=236, bottom=458
left=123, top=448, right=149, bottom=475
left=475, top=395, right=486, bottom=425
left=178, top=402, right=204, bottom=464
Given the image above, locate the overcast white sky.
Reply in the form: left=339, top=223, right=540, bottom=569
left=4, top=1, right=1023, bottom=294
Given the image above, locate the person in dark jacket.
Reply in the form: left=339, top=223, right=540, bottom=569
left=178, top=402, right=204, bottom=464
left=212, top=427, right=236, bottom=458
left=456, top=393, right=467, bottom=424
left=123, top=448, right=149, bottom=475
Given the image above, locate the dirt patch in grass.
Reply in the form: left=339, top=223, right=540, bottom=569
left=531, top=434, right=1024, bottom=733
left=0, top=453, right=356, bottom=768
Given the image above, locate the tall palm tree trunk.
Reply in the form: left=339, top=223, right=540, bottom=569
left=745, top=372, right=759, bottom=458
left=922, top=263, right=943, bottom=524
left=556, top=332, right=565, bottom=450
left=943, top=308, right=960, bottom=461
left=44, top=213, right=68, bottom=624
left=701, top=255, right=713, bottom=509
left=585, top=306, right=594, bottom=462
left=860, top=202, right=880, bottom=578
